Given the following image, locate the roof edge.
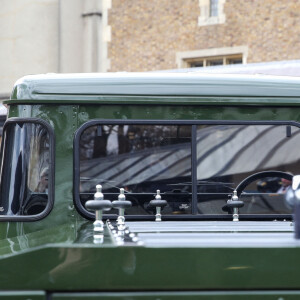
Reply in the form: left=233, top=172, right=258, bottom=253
left=10, top=72, right=300, bottom=100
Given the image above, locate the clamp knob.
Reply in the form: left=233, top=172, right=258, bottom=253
left=222, top=190, right=244, bottom=221
left=85, top=185, right=112, bottom=233
left=112, top=188, right=132, bottom=230
left=149, top=190, right=167, bottom=221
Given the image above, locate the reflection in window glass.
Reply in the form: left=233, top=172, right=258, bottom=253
left=196, top=125, right=299, bottom=214
left=80, top=125, right=192, bottom=215
left=0, top=123, right=50, bottom=216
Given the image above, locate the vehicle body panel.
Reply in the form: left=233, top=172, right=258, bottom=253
left=1, top=73, right=300, bottom=296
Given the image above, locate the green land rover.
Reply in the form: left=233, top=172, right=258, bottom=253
left=1, top=73, right=300, bottom=299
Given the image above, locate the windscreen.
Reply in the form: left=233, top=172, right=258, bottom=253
left=0, top=122, right=51, bottom=216
left=78, top=123, right=299, bottom=217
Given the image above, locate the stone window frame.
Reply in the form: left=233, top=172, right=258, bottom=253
left=198, top=0, right=226, bottom=26
left=176, top=46, right=248, bottom=69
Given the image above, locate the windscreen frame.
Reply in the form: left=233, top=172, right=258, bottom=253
left=74, top=119, right=300, bottom=221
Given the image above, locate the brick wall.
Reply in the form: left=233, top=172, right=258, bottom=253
left=108, top=0, right=300, bottom=71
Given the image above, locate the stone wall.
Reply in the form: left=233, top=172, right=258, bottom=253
left=108, top=0, right=300, bottom=71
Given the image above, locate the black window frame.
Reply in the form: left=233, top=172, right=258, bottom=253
left=74, top=119, right=300, bottom=221
left=0, top=118, right=55, bottom=222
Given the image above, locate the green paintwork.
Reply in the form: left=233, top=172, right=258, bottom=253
left=0, top=292, right=45, bottom=299
left=5, top=95, right=300, bottom=106
left=51, top=292, right=300, bottom=299
left=0, top=221, right=299, bottom=291
left=2, top=73, right=300, bottom=297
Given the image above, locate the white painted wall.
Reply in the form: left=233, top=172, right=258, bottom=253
left=59, top=0, right=84, bottom=73
left=0, top=0, right=59, bottom=95
left=0, top=0, right=111, bottom=96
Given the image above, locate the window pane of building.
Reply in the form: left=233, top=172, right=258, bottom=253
left=190, top=61, right=204, bottom=68
left=210, top=0, right=219, bottom=17
left=207, top=59, right=223, bottom=66
left=227, top=57, right=243, bottom=64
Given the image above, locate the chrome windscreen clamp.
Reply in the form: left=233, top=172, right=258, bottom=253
left=112, top=188, right=132, bottom=230
left=85, top=185, right=112, bottom=234
left=285, top=175, right=300, bottom=239
left=149, top=190, right=167, bottom=221
left=224, top=190, right=244, bottom=222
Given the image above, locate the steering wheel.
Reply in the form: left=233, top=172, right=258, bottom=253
left=235, top=171, right=293, bottom=197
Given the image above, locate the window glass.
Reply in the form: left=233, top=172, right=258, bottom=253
left=227, top=57, right=243, bottom=65
left=196, top=124, right=298, bottom=214
left=206, top=59, right=223, bottom=66
left=77, top=122, right=298, bottom=218
left=79, top=125, right=192, bottom=215
left=210, top=0, right=219, bottom=17
left=190, top=61, right=204, bottom=68
left=0, top=122, right=51, bottom=216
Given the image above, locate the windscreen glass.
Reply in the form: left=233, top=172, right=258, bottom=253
left=79, top=124, right=192, bottom=215
left=0, top=122, right=51, bottom=216
left=78, top=122, right=299, bottom=217
left=196, top=124, right=298, bottom=214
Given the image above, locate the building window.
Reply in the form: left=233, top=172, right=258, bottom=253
left=176, top=46, right=248, bottom=69
left=198, top=0, right=226, bottom=26
left=188, top=54, right=243, bottom=68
